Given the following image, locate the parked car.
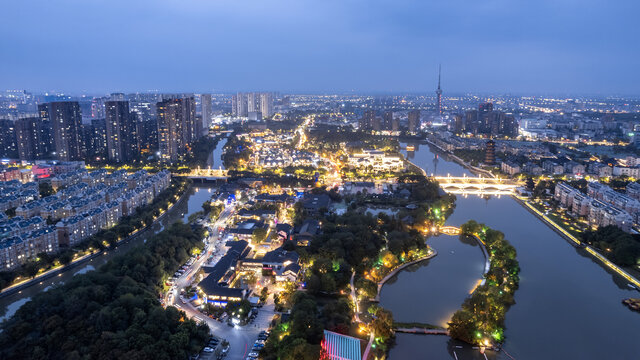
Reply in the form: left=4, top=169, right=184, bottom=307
left=203, top=347, right=214, bottom=353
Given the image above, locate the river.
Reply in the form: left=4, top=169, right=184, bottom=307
left=0, top=136, right=228, bottom=323
left=383, top=142, right=640, bottom=359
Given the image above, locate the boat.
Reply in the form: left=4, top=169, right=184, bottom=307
left=406, top=145, right=415, bottom=151
left=622, top=298, right=640, bottom=312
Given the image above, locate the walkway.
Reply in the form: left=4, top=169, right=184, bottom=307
left=395, top=327, right=449, bottom=335
left=516, top=196, right=640, bottom=289
left=374, top=250, right=438, bottom=301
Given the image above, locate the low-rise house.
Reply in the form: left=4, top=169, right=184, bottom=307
left=197, top=241, right=249, bottom=306
left=501, top=161, right=521, bottom=176
left=295, top=219, right=320, bottom=246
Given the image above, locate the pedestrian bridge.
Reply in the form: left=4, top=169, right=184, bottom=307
left=438, top=226, right=461, bottom=235
left=434, top=176, right=519, bottom=195
left=176, top=168, right=229, bottom=182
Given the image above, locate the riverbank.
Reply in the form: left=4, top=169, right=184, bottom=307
left=0, top=180, right=194, bottom=299
left=374, top=249, right=438, bottom=302
left=423, top=138, right=495, bottom=178
left=515, top=195, right=640, bottom=289
left=449, top=222, right=520, bottom=347
left=423, top=138, right=640, bottom=291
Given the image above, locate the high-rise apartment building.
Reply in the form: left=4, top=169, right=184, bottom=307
left=15, top=116, right=49, bottom=160
left=0, top=119, right=18, bottom=159
left=232, top=92, right=273, bottom=118
left=408, top=110, right=420, bottom=133
left=82, top=118, right=108, bottom=160
left=201, top=94, right=212, bottom=132
left=259, top=92, right=274, bottom=118
left=104, top=101, right=139, bottom=163
left=460, top=102, right=518, bottom=137
left=359, top=110, right=376, bottom=130
left=39, top=102, right=84, bottom=161
left=232, top=92, right=248, bottom=117
left=156, top=97, right=197, bottom=162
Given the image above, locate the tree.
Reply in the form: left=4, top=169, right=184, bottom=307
left=38, top=182, right=55, bottom=197
left=370, top=308, right=394, bottom=342
left=461, top=220, right=482, bottom=235
left=525, top=177, right=535, bottom=191
left=59, top=251, right=74, bottom=266
left=202, top=201, right=212, bottom=214
left=24, top=261, right=40, bottom=278
left=252, top=228, right=268, bottom=244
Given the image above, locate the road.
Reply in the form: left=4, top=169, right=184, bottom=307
left=166, top=203, right=277, bottom=360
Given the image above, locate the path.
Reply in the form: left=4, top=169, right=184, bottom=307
left=395, top=327, right=449, bottom=335
left=374, top=250, right=438, bottom=301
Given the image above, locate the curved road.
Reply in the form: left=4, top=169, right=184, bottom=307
left=166, top=205, right=276, bottom=360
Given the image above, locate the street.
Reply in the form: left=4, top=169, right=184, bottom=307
left=165, top=202, right=277, bottom=360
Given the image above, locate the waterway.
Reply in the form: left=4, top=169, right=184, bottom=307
left=385, top=142, right=640, bottom=359
left=0, top=137, right=228, bottom=324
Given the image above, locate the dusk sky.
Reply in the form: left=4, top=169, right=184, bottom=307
left=1, top=0, right=638, bottom=95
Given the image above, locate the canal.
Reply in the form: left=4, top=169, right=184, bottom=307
left=0, top=136, right=228, bottom=323
left=384, top=142, right=640, bottom=359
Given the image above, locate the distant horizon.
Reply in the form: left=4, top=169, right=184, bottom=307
left=2, top=1, right=639, bottom=96
left=9, top=89, right=640, bottom=99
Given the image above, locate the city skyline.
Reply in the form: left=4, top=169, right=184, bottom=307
left=1, top=0, right=639, bottom=95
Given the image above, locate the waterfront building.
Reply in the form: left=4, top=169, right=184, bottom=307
left=501, top=161, right=521, bottom=176
left=485, top=139, right=496, bottom=165
left=320, top=330, right=362, bottom=360
left=347, top=149, right=404, bottom=172
left=408, top=110, right=420, bottom=132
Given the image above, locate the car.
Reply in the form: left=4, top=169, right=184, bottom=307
left=248, top=352, right=259, bottom=357
left=203, top=347, right=214, bottom=353
left=227, top=322, right=233, bottom=327
left=255, top=340, right=265, bottom=345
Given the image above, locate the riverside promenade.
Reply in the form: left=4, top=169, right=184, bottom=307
left=374, top=250, right=438, bottom=302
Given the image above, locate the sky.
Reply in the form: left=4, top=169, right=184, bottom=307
left=1, top=0, right=638, bottom=95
